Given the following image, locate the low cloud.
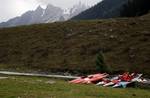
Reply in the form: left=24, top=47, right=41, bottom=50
left=36, top=0, right=50, bottom=5
left=36, top=0, right=101, bottom=8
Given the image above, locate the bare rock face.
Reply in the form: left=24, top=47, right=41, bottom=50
left=0, top=3, right=89, bottom=28
left=0, top=5, right=63, bottom=27
left=43, top=4, right=64, bottom=23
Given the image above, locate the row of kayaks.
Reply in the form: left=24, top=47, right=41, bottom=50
left=69, top=72, right=147, bottom=88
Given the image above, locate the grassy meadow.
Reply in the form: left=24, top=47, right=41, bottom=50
left=0, top=76, right=150, bottom=98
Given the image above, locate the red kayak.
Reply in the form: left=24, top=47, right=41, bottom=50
left=84, top=73, right=109, bottom=84
left=69, top=76, right=87, bottom=84
left=69, top=73, right=108, bottom=84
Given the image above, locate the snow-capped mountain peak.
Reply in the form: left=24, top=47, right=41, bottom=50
left=0, top=2, right=90, bottom=28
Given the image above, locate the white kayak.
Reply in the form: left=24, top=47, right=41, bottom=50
left=113, top=82, right=131, bottom=88
left=103, top=82, right=114, bottom=87
left=96, top=81, right=105, bottom=86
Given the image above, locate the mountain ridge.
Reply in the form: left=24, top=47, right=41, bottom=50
left=0, top=3, right=89, bottom=28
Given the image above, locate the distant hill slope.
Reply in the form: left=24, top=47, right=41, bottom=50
left=0, top=14, right=150, bottom=75
left=72, top=0, right=150, bottom=20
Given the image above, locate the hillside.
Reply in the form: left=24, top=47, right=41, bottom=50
left=0, top=14, right=150, bottom=75
left=72, top=0, right=150, bottom=20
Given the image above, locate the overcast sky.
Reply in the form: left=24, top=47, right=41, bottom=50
left=0, top=0, right=101, bottom=22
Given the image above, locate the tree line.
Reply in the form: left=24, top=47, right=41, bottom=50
left=120, top=0, right=150, bottom=17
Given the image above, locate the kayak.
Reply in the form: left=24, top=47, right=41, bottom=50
left=131, top=74, right=143, bottom=82
left=103, top=82, right=115, bottom=87
left=69, top=76, right=85, bottom=84
left=69, top=73, right=108, bottom=84
left=96, top=79, right=111, bottom=86
left=82, top=73, right=108, bottom=84
left=89, top=74, right=108, bottom=83
left=113, top=81, right=131, bottom=88
left=103, top=79, right=120, bottom=87
left=96, top=81, right=105, bottom=85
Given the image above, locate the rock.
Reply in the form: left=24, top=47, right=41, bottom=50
left=88, top=30, right=92, bottom=33
left=109, top=35, right=117, bottom=39
left=129, top=54, right=135, bottom=58
left=119, top=38, right=125, bottom=43
left=104, top=33, right=108, bottom=37
left=109, top=29, right=113, bottom=32
left=66, top=32, right=75, bottom=37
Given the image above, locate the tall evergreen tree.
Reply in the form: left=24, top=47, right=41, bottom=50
left=95, top=51, right=109, bottom=73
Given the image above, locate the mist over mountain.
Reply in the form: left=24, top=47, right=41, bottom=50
left=0, top=2, right=89, bottom=28
left=69, top=2, right=89, bottom=18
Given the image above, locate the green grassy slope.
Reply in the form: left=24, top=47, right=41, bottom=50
left=0, top=14, right=150, bottom=74
left=0, top=76, right=150, bottom=98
